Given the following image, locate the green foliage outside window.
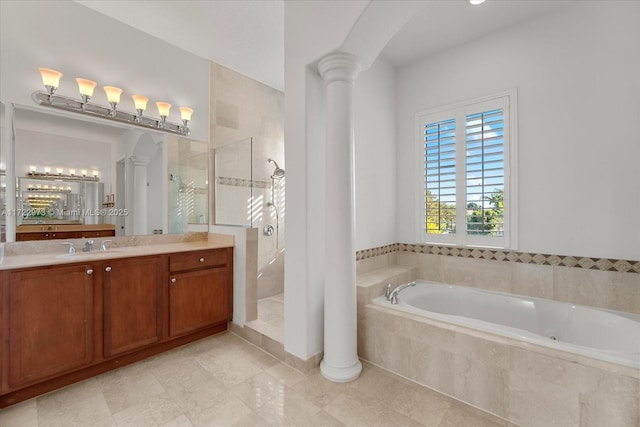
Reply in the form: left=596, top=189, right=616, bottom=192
left=466, top=189, right=504, bottom=236
left=426, top=189, right=504, bottom=236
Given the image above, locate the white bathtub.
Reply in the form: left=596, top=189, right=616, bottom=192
left=373, top=280, right=640, bottom=369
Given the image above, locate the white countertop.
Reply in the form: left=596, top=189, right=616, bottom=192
left=0, top=240, right=233, bottom=271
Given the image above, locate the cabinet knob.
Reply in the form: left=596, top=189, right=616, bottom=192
left=199, top=258, right=205, bottom=263
left=86, top=269, right=94, bottom=275
left=170, top=278, right=177, bottom=283
left=105, top=266, right=112, bottom=272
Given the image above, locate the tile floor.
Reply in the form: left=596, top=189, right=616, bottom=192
left=246, top=293, right=285, bottom=342
left=0, top=332, right=516, bottom=427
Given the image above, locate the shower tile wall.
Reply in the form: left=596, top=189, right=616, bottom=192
left=209, top=61, right=285, bottom=299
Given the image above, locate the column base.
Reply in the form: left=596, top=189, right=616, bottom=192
left=320, top=358, right=362, bottom=383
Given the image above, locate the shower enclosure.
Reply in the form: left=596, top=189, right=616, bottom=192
left=167, top=136, right=209, bottom=234
left=214, top=137, right=285, bottom=301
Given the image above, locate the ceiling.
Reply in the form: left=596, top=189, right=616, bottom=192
left=76, top=0, right=569, bottom=91
left=76, top=0, right=285, bottom=91
left=380, top=0, right=568, bottom=67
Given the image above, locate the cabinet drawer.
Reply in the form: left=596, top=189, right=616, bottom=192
left=80, top=230, right=116, bottom=238
left=169, top=249, right=228, bottom=272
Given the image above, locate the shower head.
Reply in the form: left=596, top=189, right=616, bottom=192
left=268, top=158, right=285, bottom=179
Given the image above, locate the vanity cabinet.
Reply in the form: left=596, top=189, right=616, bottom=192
left=16, top=231, right=81, bottom=241
left=5, top=264, right=95, bottom=389
left=15, top=225, right=115, bottom=241
left=0, top=246, right=233, bottom=407
left=168, top=249, right=233, bottom=338
left=103, top=256, right=162, bottom=358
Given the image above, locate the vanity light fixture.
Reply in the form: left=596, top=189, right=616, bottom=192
left=104, top=86, right=123, bottom=117
left=34, top=68, right=193, bottom=136
left=38, top=68, right=63, bottom=100
left=76, top=78, right=97, bottom=110
left=156, top=101, right=171, bottom=128
left=26, top=165, right=100, bottom=182
left=469, top=0, right=486, bottom=4
left=132, top=94, right=148, bottom=122
left=180, top=107, right=193, bottom=134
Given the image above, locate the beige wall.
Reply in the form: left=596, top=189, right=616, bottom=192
left=209, top=62, right=284, bottom=149
left=209, top=62, right=285, bottom=301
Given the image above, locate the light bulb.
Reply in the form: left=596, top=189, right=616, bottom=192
left=156, top=102, right=171, bottom=118
left=132, top=95, right=148, bottom=122
left=132, top=94, right=148, bottom=111
left=156, top=102, right=171, bottom=128
left=180, top=107, right=193, bottom=121
left=38, top=68, right=63, bottom=90
left=76, top=78, right=97, bottom=97
left=103, top=86, right=122, bottom=103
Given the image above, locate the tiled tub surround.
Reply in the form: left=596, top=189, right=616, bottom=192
left=358, top=304, right=639, bottom=427
left=357, top=244, right=640, bottom=315
left=373, top=281, right=640, bottom=370
left=355, top=245, right=640, bottom=426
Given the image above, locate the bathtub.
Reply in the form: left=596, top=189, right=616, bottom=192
left=373, top=280, right=640, bottom=369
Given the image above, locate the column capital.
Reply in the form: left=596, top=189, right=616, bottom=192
left=317, top=52, right=361, bottom=85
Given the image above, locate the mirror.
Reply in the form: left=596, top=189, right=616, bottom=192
left=6, top=104, right=207, bottom=241
left=1, top=102, right=6, bottom=242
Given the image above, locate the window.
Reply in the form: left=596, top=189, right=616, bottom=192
left=416, top=91, right=516, bottom=249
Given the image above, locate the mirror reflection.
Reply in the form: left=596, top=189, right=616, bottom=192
left=5, top=105, right=207, bottom=241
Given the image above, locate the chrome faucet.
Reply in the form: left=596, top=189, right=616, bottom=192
left=99, top=240, right=112, bottom=251
left=388, top=281, right=416, bottom=304
left=61, top=242, right=76, bottom=254
left=82, top=240, right=94, bottom=252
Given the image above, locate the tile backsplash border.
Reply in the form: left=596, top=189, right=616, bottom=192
left=356, top=243, right=640, bottom=274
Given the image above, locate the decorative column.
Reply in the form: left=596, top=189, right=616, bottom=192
left=131, top=156, right=150, bottom=235
left=317, top=52, right=362, bottom=382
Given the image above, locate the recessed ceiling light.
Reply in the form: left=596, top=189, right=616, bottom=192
left=470, top=0, right=486, bottom=5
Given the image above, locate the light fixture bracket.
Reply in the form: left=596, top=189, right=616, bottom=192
left=26, top=171, right=100, bottom=182
left=32, top=91, right=191, bottom=136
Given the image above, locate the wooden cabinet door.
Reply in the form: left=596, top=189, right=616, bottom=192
left=169, top=268, right=230, bottom=338
left=103, top=256, right=162, bottom=358
left=7, top=264, right=95, bottom=388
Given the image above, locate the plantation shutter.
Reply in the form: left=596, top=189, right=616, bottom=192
left=424, top=118, right=456, bottom=234
left=465, top=108, right=505, bottom=237
left=417, top=91, right=514, bottom=248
